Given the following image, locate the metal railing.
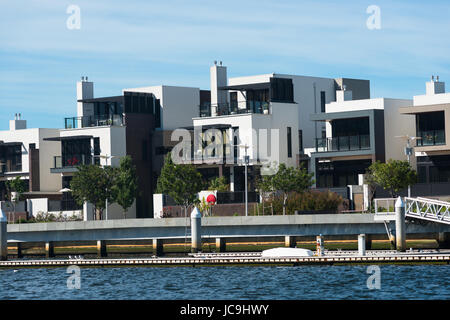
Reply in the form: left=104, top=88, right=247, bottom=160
left=0, top=162, right=22, bottom=174
left=217, top=191, right=260, bottom=204
left=315, top=134, right=370, bottom=152
left=199, top=101, right=270, bottom=117
left=65, top=114, right=124, bottom=129
left=417, top=130, right=445, bottom=146
left=374, top=198, right=396, bottom=215
left=53, top=154, right=90, bottom=169
left=404, top=197, right=450, bottom=224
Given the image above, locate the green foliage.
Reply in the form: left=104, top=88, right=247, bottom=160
left=6, top=176, right=27, bottom=202
left=70, top=164, right=116, bottom=220
left=197, top=197, right=213, bottom=216
left=258, top=163, right=314, bottom=215
left=259, top=190, right=343, bottom=215
left=156, top=153, right=204, bottom=212
left=366, top=159, right=418, bottom=197
left=111, top=156, right=139, bottom=218
left=207, top=176, right=229, bottom=192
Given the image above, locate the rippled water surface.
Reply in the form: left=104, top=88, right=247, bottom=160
left=0, top=265, right=449, bottom=300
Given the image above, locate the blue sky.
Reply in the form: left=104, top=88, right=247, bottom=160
left=0, top=0, right=449, bottom=130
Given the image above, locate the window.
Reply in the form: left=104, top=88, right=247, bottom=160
left=287, top=127, right=292, bottom=158
left=320, top=91, right=326, bottom=113
left=93, top=137, right=100, bottom=165
left=270, top=78, right=294, bottom=103
left=298, top=130, right=303, bottom=153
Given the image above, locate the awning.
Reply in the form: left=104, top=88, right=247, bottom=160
left=218, top=82, right=270, bottom=91
left=182, top=124, right=232, bottom=131
left=77, top=96, right=123, bottom=103
left=43, top=135, right=93, bottom=142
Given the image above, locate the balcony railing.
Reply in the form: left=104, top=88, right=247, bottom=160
left=65, top=114, right=124, bottom=129
left=53, top=154, right=90, bottom=169
left=0, top=162, right=22, bottom=174
left=199, top=101, right=270, bottom=117
left=315, top=135, right=370, bottom=152
left=417, top=130, right=446, bottom=146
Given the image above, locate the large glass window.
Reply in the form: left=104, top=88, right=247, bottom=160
left=287, top=127, right=292, bottom=158
left=416, top=111, right=445, bottom=146
left=270, top=78, right=294, bottom=103
left=320, top=91, right=326, bottom=113
left=61, top=138, right=91, bottom=167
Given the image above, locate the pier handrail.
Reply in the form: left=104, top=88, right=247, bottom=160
left=404, top=197, right=450, bottom=225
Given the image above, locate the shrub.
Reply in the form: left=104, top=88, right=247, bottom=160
left=260, top=190, right=343, bottom=215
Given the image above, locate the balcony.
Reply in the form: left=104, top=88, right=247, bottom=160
left=0, top=162, right=22, bottom=175
left=51, top=154, right=91, bottom=173
left=417, top=130, right=446, bottom=146
left=65, top=114, right=124, bottom=129
left=315, top=135, right=370, bottom=153
left=199, top=101, right=270, bottom=117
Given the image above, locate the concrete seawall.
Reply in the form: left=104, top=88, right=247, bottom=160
left=6, top=214, right=450, bottom=243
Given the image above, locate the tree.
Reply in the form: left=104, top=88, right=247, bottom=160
left=6, top=176, right=27, bottom=221
left=156, top=153, right=204, bottom=217
left=70, top=164, right=116, bottom=220
left=366, top=159, right=418, bottom=198
left=207, top=176, right=229, bottom=192
left=259, top=163, right=314, bottom=215
left=111, top=156, right=139, bottom=219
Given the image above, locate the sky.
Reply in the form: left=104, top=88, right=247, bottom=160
left=0, top=0, right=449, bottom=130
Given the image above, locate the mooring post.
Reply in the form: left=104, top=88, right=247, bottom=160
left=437, top=232, right=450, bottom=249
left=97, top=240, right=107, bottom=258
left=152, top=238, right=163, bottom=256
left=358, top=234, right=366, bottom=256
left=395, top=197, right=406, bottom=252
left=191, top=207, right=202, bottom=253
left=45, top=241, right=55, bottom=258
left=285, top=235, right=296, bottom=248
left=215, top=237, right=226, bottom=252
left=16, top=243, right=23, bottom=258
left=0, top=209, right=7, bottom=261
left=316, top=234, right=324, bottom=256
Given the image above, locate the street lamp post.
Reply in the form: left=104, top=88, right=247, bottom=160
left=93, top=154, right=117, bottom=220
left=395, top=135, right=421, bottom=198
left=232, top=144, right=250, bottom=217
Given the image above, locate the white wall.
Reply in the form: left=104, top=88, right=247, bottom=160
left=123, top=85, right=200, bottom=131
left=0, top=127, right=61, bottom=191
left=383, top=98, right=416, bottom=165
left=60, top=126, right=127, bottom=167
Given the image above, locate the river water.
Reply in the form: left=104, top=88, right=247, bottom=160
left=0, top=265, right=449, bottom=300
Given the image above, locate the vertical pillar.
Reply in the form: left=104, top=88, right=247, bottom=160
left=365, top=234, right=372, bottom=250
left=215, top=238, right=226, bottom=252
left=45, top=242, right=55, bottom=258
left=191, top=207, right=202, bottom=253
left=97, top=240, right=107, bottom=258
left=395, top=197, right=406, bottom=252
left=153, top=238, right=163, bottom=256
left=316, top=235, right=324, bottom=256
left=16, top=243, right=23, bottom=258
left=284, top=236, right=296, bottom=248
left=358, top=234, right=366, bottom=256
left=437, top=232, right=450, bottom=249
left=0, top=211, right=7, bottom=261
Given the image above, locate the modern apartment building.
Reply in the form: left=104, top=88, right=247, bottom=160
left=182, top=62, right=370, bottom=191
left=399, top=77, right=450, bottom=183
left=0, top=116, right=61, bottom=200
left=310, top=88, right=414, bottom=188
